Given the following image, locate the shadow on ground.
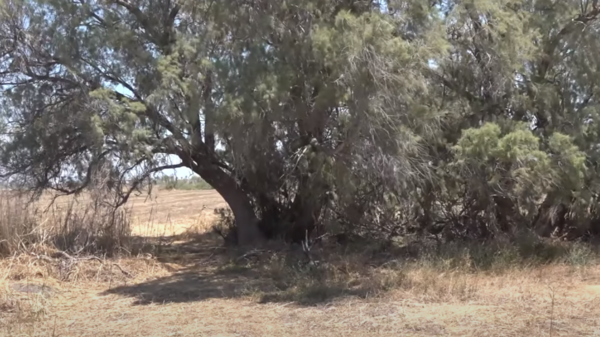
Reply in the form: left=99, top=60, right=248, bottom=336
left=101, top=265, right=375, bottom=306
left=102, top=232, right=381, bottom=306
left=102, top=267, right=269, bottom=305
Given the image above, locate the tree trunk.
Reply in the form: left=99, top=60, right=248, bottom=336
left=196, top=164, right=265, bottom=246
left=493, top=195, right=517, bottom=233
left=532, top=193, right=567, bottom=238
left=287, top=176, right=326, bottom=243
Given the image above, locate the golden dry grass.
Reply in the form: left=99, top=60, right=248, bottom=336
left=2, top=189, right=600, bottom=336
left=3, top=253, right=600, bottom=336
left=35, top=189, right=227, bottom=237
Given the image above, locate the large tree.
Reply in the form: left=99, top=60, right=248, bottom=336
left=420, top=0, right=600, bottom=239
left=7, top=0, right=600, bottom=246
left=0, top=0, right=444, bottom=245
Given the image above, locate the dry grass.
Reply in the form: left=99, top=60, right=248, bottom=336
left=2, top=189, right=600, bottom=336
left=0, top=188, right=226, bottom=256
left=37, top=189, right=226, bottom=237
left=3, top=246, right=600, bottom=336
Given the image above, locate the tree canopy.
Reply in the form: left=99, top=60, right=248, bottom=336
left=2, top=0, right=600, bottom=245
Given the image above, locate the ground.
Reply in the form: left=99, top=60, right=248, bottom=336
left=2, top=190, right=600, bottom=336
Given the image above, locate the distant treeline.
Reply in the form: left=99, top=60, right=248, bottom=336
left=154, top=175, right=212, bottom=191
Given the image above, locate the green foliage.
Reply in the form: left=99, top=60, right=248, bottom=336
left=2, top=0, right=600, bottom=245
left=453, top=122, right=552, bottom=199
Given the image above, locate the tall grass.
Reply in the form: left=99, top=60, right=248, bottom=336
left=0, top=193, right=40, bottom=256
left=0, top=190, right=134, bottom=258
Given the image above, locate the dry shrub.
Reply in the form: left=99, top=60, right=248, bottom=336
left=214, top=232, right=599, bottom=306
left=213, top=243, right=406, bottom=305
left=210, top=207, right=237, bottom=245
left=178, top=208, right=220, bottom=241
left=0, top=192, right=39, bottom=257
left=47, top=197, right=133, bottom=257
left=410, top=232, right=599, bottom=273
left=250, top=253, right=476, bottom=305
left=0, top=188, right=136, bottom=258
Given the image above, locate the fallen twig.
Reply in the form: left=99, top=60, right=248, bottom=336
left=236, top=249, right=268, bottom=262
left=108, top=261, right=133, bottom=278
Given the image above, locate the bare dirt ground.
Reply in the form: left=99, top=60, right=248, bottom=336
left=2, top=190, right=600, bottom=336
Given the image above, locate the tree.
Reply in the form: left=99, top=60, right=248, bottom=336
left=6, top=0, right=600, bottom=246
left=421, top=0, right=600, bottom=239
left=0, top=0, right=444, bottom=245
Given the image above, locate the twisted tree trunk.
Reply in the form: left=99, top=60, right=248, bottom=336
left=195, top=164, right=265, bottom=246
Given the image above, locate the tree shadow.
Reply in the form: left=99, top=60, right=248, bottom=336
left=102, top=263, right=376, bottom=306
left=102, top=233, right=384, bottom=306
left=102, top=231, right=272, bottom=304
left=130, top=231, right=232, bottom=265
left=102, top=267, right=274, bottom=305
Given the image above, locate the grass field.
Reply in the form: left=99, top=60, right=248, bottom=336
left=2, top=189, right=600, bottom=336
left=33, top=189, right=227, bottom=233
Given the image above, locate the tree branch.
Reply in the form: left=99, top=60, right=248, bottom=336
left=538, top=6, right=600, bottom=80
left=115, top=162, right=186, bottom=208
